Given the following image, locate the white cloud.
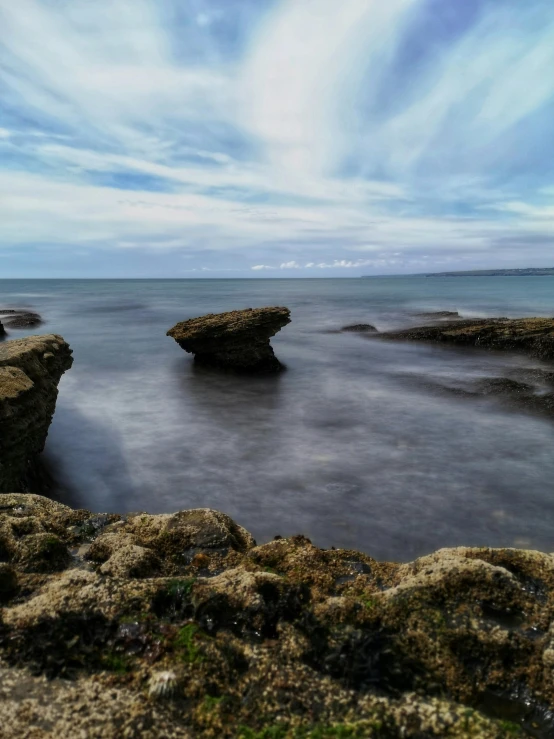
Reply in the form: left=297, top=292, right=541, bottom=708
left=0, top=0, right=553, bottom=274
left=239, top=0, right=417, bottom=178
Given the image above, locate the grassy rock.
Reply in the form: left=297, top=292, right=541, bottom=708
left=0, top=335, right=73, bottom=492
left=167, top=307, right=291, bottom=373
left=0, top=494, right=551, bottom=737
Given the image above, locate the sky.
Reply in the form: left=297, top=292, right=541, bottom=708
left=1, top=0, right=554, bottom=278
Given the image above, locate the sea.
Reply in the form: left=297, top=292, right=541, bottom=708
left=1, top=277, right=553, bottom=562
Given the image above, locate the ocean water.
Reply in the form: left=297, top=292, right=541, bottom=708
left=1, top=277, right=553, bottom=562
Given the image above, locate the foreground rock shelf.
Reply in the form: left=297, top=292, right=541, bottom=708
left=167, top=306, right=291, bottom=373
left=0, top=335, right=73, bottom=493
left=0, top=494, right=552, bottom=737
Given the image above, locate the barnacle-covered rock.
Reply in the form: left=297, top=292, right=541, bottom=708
left=167, top=306, right=291, bottom=373
left=99, top=544, right=160, bottom=579
left=0, top=493, right=553, bottom=737
left=15, top=532, right=71, bottom=573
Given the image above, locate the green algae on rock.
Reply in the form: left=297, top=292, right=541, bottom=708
left=167, top=307, right=291, bottom=373
left=0, top=494, right=552, bottom=737
left=0, top=335, right=73, bottom=493
left=378, top=317, right=554, bottom=360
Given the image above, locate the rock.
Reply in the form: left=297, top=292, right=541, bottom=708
left=0, top=321, right=5, bottom=338
left=414, top=311, right=460, bottom=319
left=15, top=532, right=71, bottom=573
left=167, top=307, right=291, bottom=373
left=0, top=492, right=551, bottom=737
left=340, top=324, right=378, bottom=333
left=0, top=309, right=43, bottom=329
left=86, top=508, right=256, bottom=574
left=99, top=544, right=160, bottom=579
left=380, top=316, right=554, bottom=360
left=2, top=312, right=42, bottom=328
left=475, top=377, right=534, bottom=396
left=0, top=335, right=73, bottom=492
left=0, top=563, right=18, bottom=600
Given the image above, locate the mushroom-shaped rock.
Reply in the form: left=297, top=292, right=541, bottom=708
left=167, top=306, right=291, bottom=373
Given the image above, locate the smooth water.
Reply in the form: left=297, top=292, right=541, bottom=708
left=1, top=277, right=553, bottom=561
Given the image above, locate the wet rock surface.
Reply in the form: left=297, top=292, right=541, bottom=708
left=0, top=309, right=43, bottom=330
left=379, top=317, right=554, bottom=360
left=167, top=307, right=291, bottom=373
left=0, top=494, right=551, bottom=737
left=0, top=335, right=73, bottom=493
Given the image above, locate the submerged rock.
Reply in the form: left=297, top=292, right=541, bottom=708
left=414, top=311, right=460, bottom=319
left=0, top=335, right=73, bottom=492
left=0, top=309, right=43, bottom=329
left=341, top=324, right=378, bottom=333
left=380, top=316, right=554, bottom=360
left=167, top=306, right=291, bottom=373
left=0, top=492, right=552, bottom=737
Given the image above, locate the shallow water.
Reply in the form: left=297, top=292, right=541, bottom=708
left=1, top=277, right=553, bottom=561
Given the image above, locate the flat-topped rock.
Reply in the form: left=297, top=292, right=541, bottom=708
left=0, top=335, right=73, bottom=492
left=380, top=316, right=554, bottom=359
left=167, top=306, right=291, bottom=373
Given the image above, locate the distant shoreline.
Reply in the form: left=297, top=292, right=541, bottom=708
left=360, top=268, right=554, bottom=278
left=424, top=268, right=553, bottom=277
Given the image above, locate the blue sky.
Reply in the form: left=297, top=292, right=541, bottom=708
left=1, top=0, right=554, bottom=277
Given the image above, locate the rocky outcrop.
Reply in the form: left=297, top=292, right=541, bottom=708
left=167, top=307, right=291, bottom=373
left=0, top=493, right=551, bottom=737
left=380, top=317, right=554, bottom=360
left=0, top=335, right=73, bottom=493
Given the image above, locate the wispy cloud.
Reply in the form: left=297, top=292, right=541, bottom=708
left=1, top=0, right=553, bottom=276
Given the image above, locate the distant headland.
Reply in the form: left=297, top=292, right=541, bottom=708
left=424, top=267, right=554, bottom=277
left=361, top=267, right=554, bottom=277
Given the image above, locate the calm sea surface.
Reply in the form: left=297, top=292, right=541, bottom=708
left=1, top=277, right=553, bottom=561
